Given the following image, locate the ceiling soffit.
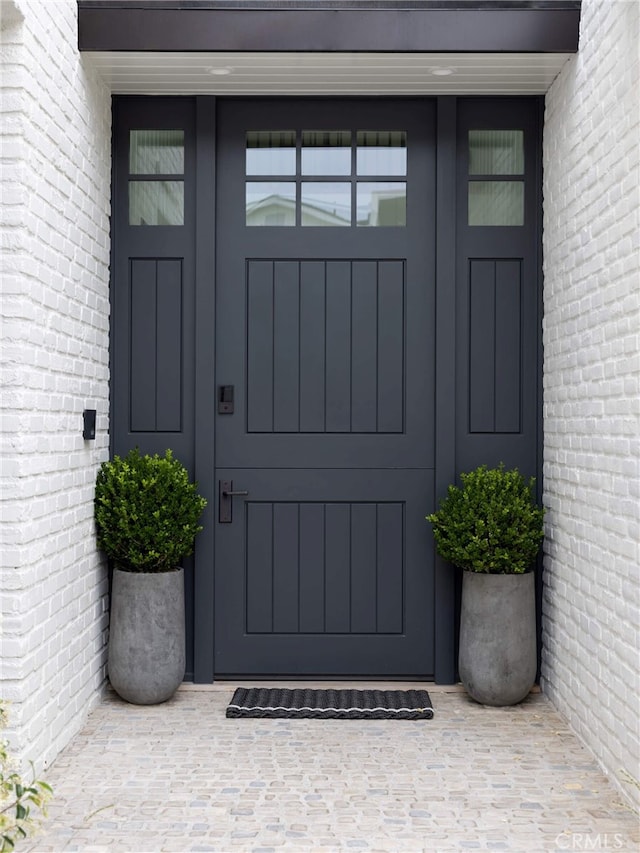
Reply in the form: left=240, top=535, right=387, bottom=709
left=78, top=1, right=581, bottom=95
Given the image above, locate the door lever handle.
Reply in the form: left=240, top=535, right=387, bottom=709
left=219, top=480, right=248, bottom=523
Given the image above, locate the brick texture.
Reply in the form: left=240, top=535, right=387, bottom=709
left=0, top=0, right=111, bottom=771
left=1, top=0, right=639, bottom=804
left=542, top=0, right=640, bottom=806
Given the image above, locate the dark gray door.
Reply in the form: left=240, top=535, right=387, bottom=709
left=214, top=100, right=436, bottom=676
left=109, top=95, right=542, bottom=683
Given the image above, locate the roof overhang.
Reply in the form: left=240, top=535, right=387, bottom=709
left=77, top=1, right=581, bottom=95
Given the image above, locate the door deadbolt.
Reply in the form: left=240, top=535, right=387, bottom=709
left=218, top=385, right=234, bottom=414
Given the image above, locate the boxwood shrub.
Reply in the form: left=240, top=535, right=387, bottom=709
left=426, top=464, right=544, bottom=574
left=95, top=448, right=207, bottom=573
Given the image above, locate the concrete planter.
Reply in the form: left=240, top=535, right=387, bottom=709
left=108, top=567, right=185, bottom=705
left=458, top=571, right=536, bottom=706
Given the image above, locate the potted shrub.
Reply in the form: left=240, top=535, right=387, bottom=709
left=427, top=464, right=544, bottom=706
left=95, top=448, right=207, bottom=704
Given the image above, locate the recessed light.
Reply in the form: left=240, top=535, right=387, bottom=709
left=208, top=67, right=233, bottom=76
left=431, top=67, right=455, bottom=77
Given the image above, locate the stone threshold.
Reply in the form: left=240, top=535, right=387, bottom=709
left=177, top=680, right=542, bottom=694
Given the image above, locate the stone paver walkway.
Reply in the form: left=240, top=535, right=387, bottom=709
left=26, top=684, right=639, bottom=853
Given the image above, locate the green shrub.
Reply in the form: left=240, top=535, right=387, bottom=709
left=95, top=448, right=207, bottom=572
left=426, top=464, right=544, bottom=574
left=0, top=703, right=52, bottom=852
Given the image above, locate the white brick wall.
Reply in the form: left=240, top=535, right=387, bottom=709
left=542, top=0, right=640, bottom=806
left=0, top=0, right=111, bottom=771
left=0, top=0, right=638, bottom=802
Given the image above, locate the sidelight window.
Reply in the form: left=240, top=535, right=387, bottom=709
left=468, top=130, right=524, bottom=226
left=128, top=130, right=185, bottom=225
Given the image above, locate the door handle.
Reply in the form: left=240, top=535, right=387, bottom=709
left=219, top=480, right=248, bottom=523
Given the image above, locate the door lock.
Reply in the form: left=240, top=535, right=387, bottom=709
left=218, top=385, right=234, bottom=414
left=219, top=480, right=248, bottom=523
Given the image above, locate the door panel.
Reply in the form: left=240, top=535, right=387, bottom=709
left=215, top=99, right=436, bottom=676
left=245, top=259, right=405, bottom=434
left=130, top=259, right=183, bottom=433
left=214, top=469, right=434, bottom=675
left=111, top=98, right=198, bottom=678
left=455, top=99, right=541, bottom=478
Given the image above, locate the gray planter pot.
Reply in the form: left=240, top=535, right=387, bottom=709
left=108, top=567, right=186, bottom=705
left=458, top=571, right=537, bottom=706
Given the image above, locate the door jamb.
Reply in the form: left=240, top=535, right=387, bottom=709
left=434, top=96, right=457, bottom=683
left=193, top=95, right=217, bottom=683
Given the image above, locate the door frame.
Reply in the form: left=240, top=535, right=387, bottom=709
left=110, top=94, right=543, bottom=685
left=212, top=98, right=439, bottom=677
left=193, top=95, right=457, bottom=683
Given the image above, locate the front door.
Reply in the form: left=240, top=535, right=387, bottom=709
left=214, top=99, right=436, bottom=676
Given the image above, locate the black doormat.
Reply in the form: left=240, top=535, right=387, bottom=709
left=226, top=687, right=434, bottom=720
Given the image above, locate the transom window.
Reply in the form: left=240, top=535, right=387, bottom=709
left=246, top=130, right=407, bottom=227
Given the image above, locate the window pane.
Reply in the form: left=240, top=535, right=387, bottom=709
left=301, top=131, right=351, bottom=176
left=468, top=181, right=524, bottom=226
left=469, top=130, right=524, bottom=175
left=130, top=130, right=184, bottom=175
left=301, top=183, right=351, bottom=226
left=357, top=182, right=406, bottom=227
left=129, top=181, right=184, bottom=225
left=357, top=131, right=407, bottom=176
left=246, top=182, right=296, bottom=226
left=246, top=131, right=296, bottom=176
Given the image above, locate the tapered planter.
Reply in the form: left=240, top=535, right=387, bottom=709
left=108, top=567, right=186, bottom=705
left=459, top=571, right=537, bottom=706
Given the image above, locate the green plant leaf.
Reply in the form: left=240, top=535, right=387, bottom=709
left=94, top=448, right=207, bottom=572
left=426, top=463, right=544, bottom=574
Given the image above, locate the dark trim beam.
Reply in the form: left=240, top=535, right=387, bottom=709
left=78, top=1, right=581, bottom=54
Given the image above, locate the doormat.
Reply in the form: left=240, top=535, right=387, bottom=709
left=226, top=687, right=434, bottom=720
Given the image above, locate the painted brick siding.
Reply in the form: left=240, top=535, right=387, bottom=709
left=0, top=0, right=111, bottom=771
left=542, top=0, right=640, bottom=805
